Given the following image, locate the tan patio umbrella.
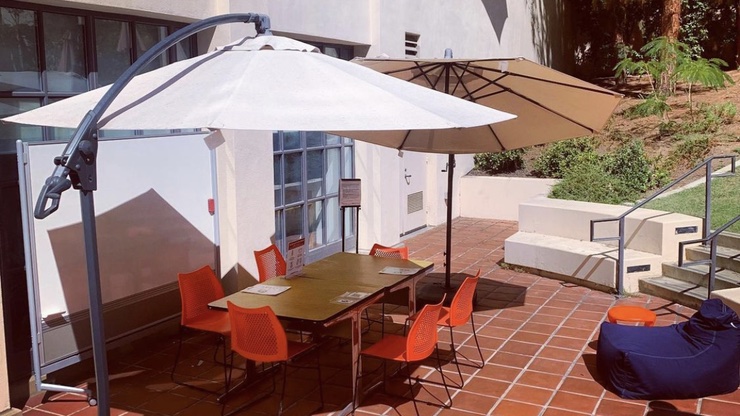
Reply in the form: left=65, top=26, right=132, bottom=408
left=2, top=15, right=515, bottom=415
left=353, top=52, right=623, bottom=295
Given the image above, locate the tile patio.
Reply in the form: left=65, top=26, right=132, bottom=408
left=20, top=219, right=740, bottom=416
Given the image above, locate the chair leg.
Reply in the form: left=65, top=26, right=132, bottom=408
left=316, top=350, right=324, bottom=411
left=448, top=326, right=464, bottom=388
left=405, top=362, right=420, bottom=416
left=278, top=363, right=287, bottom=416
left=470, top=314, right=484, bottom=368
left=434, top=346, right=453, bottom=408
left=170, top=326, right=185, bottom=383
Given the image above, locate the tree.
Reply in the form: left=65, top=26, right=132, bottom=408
left=659, top=0, right=682, bottom=94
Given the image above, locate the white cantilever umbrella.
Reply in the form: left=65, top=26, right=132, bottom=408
left=353, top=53, right=622, bottom=294
left=2, top=14, right=515, bottom=415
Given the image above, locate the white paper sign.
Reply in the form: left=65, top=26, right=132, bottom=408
left=379, top=266, right=422, bottom=275
left=242, top=284, right=290, bottom=296
left=285, top=238, right=305, bottom=278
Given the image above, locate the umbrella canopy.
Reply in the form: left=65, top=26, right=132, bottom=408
left=4, top=36, right=515, bottom=139
left=353, top=55, right=622, bottom=292
left=351, top=56, right=622, bottom=153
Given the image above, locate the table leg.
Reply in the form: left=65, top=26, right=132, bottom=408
left=338, top=311, right=362, bottom=416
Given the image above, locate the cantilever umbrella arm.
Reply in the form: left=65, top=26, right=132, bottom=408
left=30, top=13, right=271, bottom=416
left=34, top=13, right=272, bottom=219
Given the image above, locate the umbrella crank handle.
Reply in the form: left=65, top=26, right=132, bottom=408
left=34, top=166, right=72, bottom=219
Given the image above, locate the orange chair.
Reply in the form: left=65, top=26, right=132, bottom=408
left=437, top=270, right=484, bottom=387
left=222, top=302, right=323, bottom=416
left=369, top=243, right=409, bottom=259
left=355, top=296, right=451, bottom=414
left=171, top=265, right=231, bottom=393
left=254, top=244, right=287, bottom=282
left=366, top=243, right=410, bottom=332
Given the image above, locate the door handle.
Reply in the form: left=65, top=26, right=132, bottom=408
left=404, top=169, right=412, bottom=185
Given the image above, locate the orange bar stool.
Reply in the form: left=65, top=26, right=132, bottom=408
left=607, top=305, right=657, bottom=326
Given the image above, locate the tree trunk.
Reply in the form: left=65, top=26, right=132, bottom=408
left=659, top=0, right=681, bottom=95
left=736, top=0, right=740, bottom=68
left=661, top=0, right=681, bottom=40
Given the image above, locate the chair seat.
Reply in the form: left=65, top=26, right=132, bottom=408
left=361, top=334, right=408, bottom=361
left=185, top=310, right=231, bottom=336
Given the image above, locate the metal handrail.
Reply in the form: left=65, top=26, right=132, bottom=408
left=678, top=215, right=740, bottom=297
left=589, top=154, right=736, bottom=295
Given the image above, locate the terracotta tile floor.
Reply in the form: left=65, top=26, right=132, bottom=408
left=21, top=218, right=740, bottom=415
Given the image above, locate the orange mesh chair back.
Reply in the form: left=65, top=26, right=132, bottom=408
left=171, top=265, right=230, bottom=393
left=228, top=304, right=288, bottom=362
left=254, top=244, right=287, bottom=282
left=446, top=270, right=481, bottom=327
left=405, top=298, right=445, bottom=362
left=369, top=243, right=409, bottom=259
left=178, top=265, right=229, bottom=332
left=224, top=302, right=323, bottom=415
left=356, top=296, right=451, bottom=414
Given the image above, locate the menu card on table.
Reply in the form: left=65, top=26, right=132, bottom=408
left=242, top=284, right=290, bottom=296
left=330, top=291, right=372, bottom=305
left=285, top=238, right=305, bottom=279
left=379, top=266, right=422, bottom=275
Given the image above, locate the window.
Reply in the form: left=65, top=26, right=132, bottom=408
left=0, top=4, right=196, bottom=153
left=273, top=131, right=355, bottom=262
left=272, top=42, right=356, bottom=262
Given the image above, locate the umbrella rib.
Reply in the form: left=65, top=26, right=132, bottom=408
left=454, top=67, right=607, bottom=132
left=457, top=62, right=621, bottom=97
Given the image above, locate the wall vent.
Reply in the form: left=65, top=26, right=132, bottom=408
left=407, top=191, right=423, bottom=214
left=405, top=32, right=420, bottom=57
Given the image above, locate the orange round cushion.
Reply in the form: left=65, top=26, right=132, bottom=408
left=607, top=305, right=657, bottom=326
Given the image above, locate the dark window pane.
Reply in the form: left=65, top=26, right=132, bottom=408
left=284, top=131, right=300, bottom=150
left=134, top=23, right=167, bottom=73
left=284, top=152, right=302, bottom=204
left=0, top=7, right=40, bottom=92
left=43, top=12, right=87, bottom=92
left=307, top=150, right=323, bottom=198
left=285, top=206, right=303, bottom=242
left=175, top=35, right=194, bottom=61
left=272, top=131, right=280, bottom=151
left=306, top=131, right=323, bottom=147
left=273, top=154, right=282, bottom=206
left=95, top=19, right=132, bottom=86
left=0, top=99, right=42, bottom=151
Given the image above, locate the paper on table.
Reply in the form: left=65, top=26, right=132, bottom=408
left=242, top=284, right=290, bottom=296
left=330, top=291, right=371, bottom=305
left=379, top=266, right=421, bottom=275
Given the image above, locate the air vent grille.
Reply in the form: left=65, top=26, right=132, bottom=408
left=405, top=32, right=420, bottom=57
left=407, top=191, right=423, bottom=214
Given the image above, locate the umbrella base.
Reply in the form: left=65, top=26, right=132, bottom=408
left=416, top=278, right=477, bottom=308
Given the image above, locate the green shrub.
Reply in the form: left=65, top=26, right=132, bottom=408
left=680, top=102, right=737, bottom=134
left=622, top=95, right=671, bottom=119
left=531, top=137, right=599, bottom=178
left=550, top=158, right=639, bottom=204
left=668, top=133, right=715, bottom=167
left=603, top=140, right=656, bottom=193
left=473, top=149, right=525, bottom=174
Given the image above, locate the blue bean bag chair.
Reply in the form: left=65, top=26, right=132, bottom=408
left=597, top=298, right=740, bottom=400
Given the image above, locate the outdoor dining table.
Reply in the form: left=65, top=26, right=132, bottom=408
left=208, top=251, right=433, bottom=414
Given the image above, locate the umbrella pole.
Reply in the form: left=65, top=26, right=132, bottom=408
left=445, top=154, right=454, bottom=290
left=79, top=190, right=109, bottom=415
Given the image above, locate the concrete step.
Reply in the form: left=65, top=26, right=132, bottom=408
left=517, top=197, right=702, bottom=260
left=717, top=232, right=740, bottom=251
left=662, top=262, right=740, bottom=290
left=711, top=287, right=740, bottom=316
left=639, top=276, right=707, bottom=310
left=504, top=232, right=662, bottom=293
left=685, top=245, right=740, bottom=273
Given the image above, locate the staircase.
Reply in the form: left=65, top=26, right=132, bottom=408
left=640, top=232, right=740, bottom=310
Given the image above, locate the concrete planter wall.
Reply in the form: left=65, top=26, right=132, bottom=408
left=459, top=175, right=559, bottom=221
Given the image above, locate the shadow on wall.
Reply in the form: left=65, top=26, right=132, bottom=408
left=528, top=0, right=575, bottom=74
left=482, top=0, right=508, bottom=43
left=49, top=188, right=215, bottom=319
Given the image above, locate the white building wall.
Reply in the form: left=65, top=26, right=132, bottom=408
left=11, top=0, right=555, bottom=282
